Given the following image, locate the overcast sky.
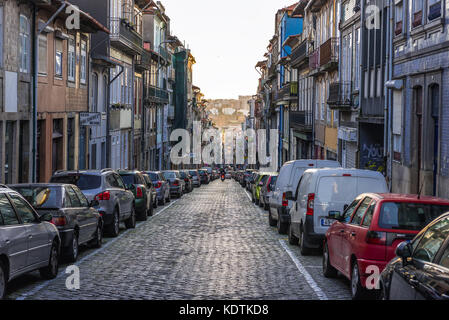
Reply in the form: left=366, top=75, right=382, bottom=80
left=160, top=0, right=296, bottom=100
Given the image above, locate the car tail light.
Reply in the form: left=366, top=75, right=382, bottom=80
left=174, top=180, right=179, bottom=186
left=51, top=216, right=67, bottom=226
left=95, top=191, right=110, bottom=201
left=282, top=193, right=288, bottom=207
left=155, top=181, right=162, bottom=189
left=267, top=177, right=272, bottom=192
left=343, top=174, right=352, bottom=177
left=306, top=193, right=315, bottom=216
left=366, top=231, right=387, bottom=245
left=136, top=187, right=143, bottom=199
left=184, top=178, right=189, bottom=182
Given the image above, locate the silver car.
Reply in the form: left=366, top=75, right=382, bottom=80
left=0, top=185, right=60, bottom=299
left=50, top=170, right=135, bottom=238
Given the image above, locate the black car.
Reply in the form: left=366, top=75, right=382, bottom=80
left=9, top=184, right=103, bottom=263
left=380, top=212, right=449, bottom=300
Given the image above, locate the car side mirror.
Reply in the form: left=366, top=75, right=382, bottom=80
left=40, top=212, right=53, bottom=223
left=90, top=199, right=100, bottom=208
left=285, top=191, right=295, bottom=201
left=396, top=241, right=412, bottom=263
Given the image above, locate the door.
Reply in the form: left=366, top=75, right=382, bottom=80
left=72, top=186, right=98, bottom=243
left=0, top=194, right=28, bottom=275
left=329, top=197, right=363, bottom=271
left=65, top=186, right=87, bottom=243
left=414, top=86, right=423, bottom=193
left=114, top=173, right=132, bottom=217
left=8, top=194, right=50, bottom=267
left=340, top=197, right=372, bottom=277
left=429, top=84, right=439, bottom=196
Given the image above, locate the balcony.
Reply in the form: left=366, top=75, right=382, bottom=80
left=309, top=48, right=320, bottom=71
left=110, top=18, right=143, bottom=55
left=277, top=82, right=298, bottom=102
left=290, top=111, right=313, bottom=133
left=159, top=46, right=172, bottom=64
left=291, top=39, right=308, bottom=67
left=327, top=82, right=353, bottom=110
left=168, top=68, right=176, bottom=83
left=319, top=37, right=338, bottom=71
left=135, top=49, right=152, bottom=71
left=146, top=85, right=169, bottom=104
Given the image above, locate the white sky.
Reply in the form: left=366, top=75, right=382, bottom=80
left=160, top=0, right=296, bottom=99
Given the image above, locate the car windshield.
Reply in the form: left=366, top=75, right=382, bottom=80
left=148, top=173, right=160, bottom=181
left=51, top=175, right=101, bottom=191
left=189, top=171, right=198, bottom=176
left=179, top=172, right=187, bottom=178
left=12, top=186, right=61, bottom=209
left=379, top=202, right=449, bottom=231
left=120, top=175, right=136, bottom=185
left=163, top=172, right=176, bottom=179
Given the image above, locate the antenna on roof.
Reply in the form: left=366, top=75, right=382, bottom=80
left=417, top=181, right=425, bottom=200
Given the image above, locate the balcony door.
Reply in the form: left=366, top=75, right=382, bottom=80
left=413, top=86, right=423, bottom=194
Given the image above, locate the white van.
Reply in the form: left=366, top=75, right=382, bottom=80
left=288, top=168, right=388, bottom=255
left=268, top=160, right=341, bottom=234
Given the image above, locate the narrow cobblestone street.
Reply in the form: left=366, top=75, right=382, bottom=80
left=5, top=180, right=352, bottom=300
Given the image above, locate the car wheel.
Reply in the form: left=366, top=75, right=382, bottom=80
left=351, top=262, right=366, bottom=300
left=40, top=241, right=59, bottom=280
left=298, top=225, right=312, bottom=255
left=322, top=242, right=337, bottom=278
left=148, top=201, right=154, bottom=217
left=125, top=207, right=137, bottom=228
left=255, top=198, right=260, bottom=205
left=153, top=198, right=158, bottom=209
left=137, top=205, right=147, bottom=222
left=0, top=261, right=6, bottom=300
left=268, top=210, right=277, bottom=227
left=161, top=196, right=166, bottom=206
left=277, top=217, right=288, bottom=235
left=166, top=193, right=171, bottom=203
left=288, top=224, right=299, bottom=245
left=107, top=209, right=120, bottom=237
left=91, top=222, right=103, bottom=249
left=66, top=233, right=79, bottom=263
left=264, top=202, right=269, bottom=211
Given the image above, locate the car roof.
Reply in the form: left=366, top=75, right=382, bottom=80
left=303, top=168, right=385, bottom=178
left=53, top=169, right=114, bottom=175
left=8, top=183, right=68, bottom=188
left=359, top=193, right=449, bottom=204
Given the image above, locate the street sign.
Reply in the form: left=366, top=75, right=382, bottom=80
left=80, top=112, right=101, bottom=126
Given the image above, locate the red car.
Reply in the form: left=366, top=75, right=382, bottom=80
left=322, top=193, right=449, bottom=299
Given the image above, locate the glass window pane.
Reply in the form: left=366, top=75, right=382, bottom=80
left=351, top=198, right=372, bottom=225
left=413, top=218, right=449, bottom=263
left=0, top=194, right=20, bottom=226
left=9, top=194, right=37, bottom=224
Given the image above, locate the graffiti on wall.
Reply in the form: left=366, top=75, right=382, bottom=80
left=360, top=143, right=386, bottom=174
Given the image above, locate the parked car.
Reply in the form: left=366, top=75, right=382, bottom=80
left=10, top=184, right=103, bottom=262
left=179, top=171, right=193, bottom=193
left=51, top=170, right=135, bottom=237
left=287, top=168, right=388, bottom=255
left=189, top=170, right=202, bottom=188
left=146, top=171, right=170, bottom=205
left=379, top=211, right=449, bottom=300
left=202, top=167, right=213, bottom=181
left=142, top=173, right=158, bottom=209
left=322, top=193, right=449, bottom=299
left=118, top=170, right=154, bottom=221
left=198, top=169, right=210, bottom=185
left=260, top=173, right=278, bottom=211
left=269, top=160, right=341, bottom=235
left=242, top=170, right=255, bottom=188
left=225, top=172, right=232, bottom=179
left=0, top=185, right=60, bottom=299
left=162, top=171, right=185, bottom=198
left=246, top=172, right=258, bottom=192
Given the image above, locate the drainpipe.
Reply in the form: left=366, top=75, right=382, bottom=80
left=32, top=2, right=66, bottom=183
left=107, top=64, right=124, bottom=168
left=388, top=0, right=394, bottom=192
left=383, top=2, right=390, bottom=179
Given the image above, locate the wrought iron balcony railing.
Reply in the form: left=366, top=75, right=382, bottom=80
left=309, top=49, right=320, bottom=70
left=327, top=81, right=353, bottom=109
left=291, top=39, right=308, bottom=66
left=290, top=111, right=313, bottom=132
left=110, top=17, right=143, bottom=55
left=319, top=37, right=339, bottom=70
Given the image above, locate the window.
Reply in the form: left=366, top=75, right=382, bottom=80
left=66, top=186, right=81, bottom=207
left=438, top=244, right=449, bottom=269
left=114, top=174, right=126, bottom=189
left=0, top=194, right=19, bottom=226
left=354, top=28, right=360, bottom=90
left=72, top=186, right=89, bottom=207
left=19, top=15, right=30, bottom=73
left=67, top=36, right=75, bottom=81
left=80, top=39, right=87, bottom=84
left=0, top=6, right=3, bottom=67
left=64, top=190, right=72, bottom=208
left=12, top=186, right=61, bottom=209
left=342, top=197, right=363, bottom=223
left=412, top=0, right=423, bottom=27
left=55, top=39, right=63, bottom=77
left=395, top=3, right=403, bottom=35
left=428, top=0, right=442, bottom=21
left=38, top=34, right=48, bottom=74
left=351, top=197, right=372, bottom=225
left=92, top=73, right=98, bottom=112
left=362, top=201, right=376, bottom=227
left=9, top=194, right=37, bottom=224
left=413, top=217, right=449, bottom=263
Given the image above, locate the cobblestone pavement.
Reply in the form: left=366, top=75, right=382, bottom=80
left=5, top=180, right=352, bottom=300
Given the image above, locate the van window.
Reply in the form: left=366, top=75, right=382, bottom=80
left=277, top=164, right=292, bottom=189
left=357, top=177, right=387, bottom=193
left=297, top=173, right=312, bottom=207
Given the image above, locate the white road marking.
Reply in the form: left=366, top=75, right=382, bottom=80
left=279, top=240, right=328, bottom=300
left=16, top=199, right=179, bottom=300
left=244, top=190, right=252, bottom=202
